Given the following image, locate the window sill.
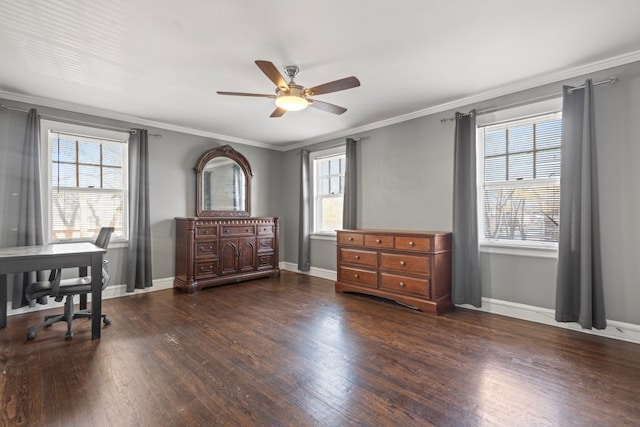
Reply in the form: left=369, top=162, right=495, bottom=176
left=480, top=242, right=557, bottom=259
left=310, top=232, right=337, bottom=241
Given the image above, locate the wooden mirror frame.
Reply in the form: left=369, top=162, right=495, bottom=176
left=195, top=145, right=253, bottom=217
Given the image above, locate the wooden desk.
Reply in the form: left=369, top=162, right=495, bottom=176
left=0, top=242, right=106, bottom=339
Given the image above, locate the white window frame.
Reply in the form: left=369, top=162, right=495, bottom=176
left=476, top=98, right=562, bottom=258
left=40, top=120, right=129, bottom=246
left=310, top=146, right=346, bottom=237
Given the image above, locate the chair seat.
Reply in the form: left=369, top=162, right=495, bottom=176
left=25, top=280, right=55, bottom=302
left=56, top=277, right=93, bottom=296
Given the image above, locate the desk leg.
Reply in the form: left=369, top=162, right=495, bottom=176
left=79, top=266, right=88, bottom=310
left=0, top=274, right=6, bottom=329
left=91, top=254, right=103, bottom=339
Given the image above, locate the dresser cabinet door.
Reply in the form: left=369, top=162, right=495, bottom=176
left=220, top=238, right=239, bottom=275
left=239, top=237, right=256, bottom=272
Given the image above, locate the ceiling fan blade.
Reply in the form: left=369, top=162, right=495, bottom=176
left=270, top=107, right=287, bottom=118
left=217, top=91, right=276, bottom=98
left=255, top=60, right=290, bottom=91
left=308, top=99, right=347, bottom=115
left=306, top=76, right=360, bottom=96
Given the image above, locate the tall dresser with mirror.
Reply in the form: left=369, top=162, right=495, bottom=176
left=174, top=145, right=279, bottom=293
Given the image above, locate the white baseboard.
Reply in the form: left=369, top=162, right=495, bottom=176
left=6, top=277, right=175, bottom=317
left=458, top=298, right=640, bottom=345
left=280, top=262, right=337, bottom=281
left=281, top=263, right=640, bottom=345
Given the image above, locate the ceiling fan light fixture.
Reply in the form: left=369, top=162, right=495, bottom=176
left=275, top=94, right=308, bottom=111
left=275, top=84, right=308, bottom=111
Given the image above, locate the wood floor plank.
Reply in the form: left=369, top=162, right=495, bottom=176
left=1, top=271, right=639, bottom=426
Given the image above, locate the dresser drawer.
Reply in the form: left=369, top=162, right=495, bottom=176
left=380, top=273, right=430, bottom=298
left=338, top=232, right=364, bottom=246
left=221, top=225, right=256, bottom=236
left=364, top=234, right=394, bottom=249
left=380, top=252, right=430, bottom=275
left=195, top=226, right=218, bottom=239
left=258, top=237, right=274, bottom=252
left=195, top=241, right=218, bottom=259
left=339, top=248, right=378, bottom=268
left=338, top=266, right=377, bottom=288
left=395, top=236, right=432, bottom=252
left=258, top=254, right=275, bottom=269
left=195, top=260, right=218, bottom=278
left=258, top=224, right=274, bottom=234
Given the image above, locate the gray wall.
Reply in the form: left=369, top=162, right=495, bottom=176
left=280, top=60, right=640, bottom=325
left=1, top=99, right=282, bottom=299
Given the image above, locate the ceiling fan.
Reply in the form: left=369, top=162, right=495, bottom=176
left=217, top=60, right=361, bottom=118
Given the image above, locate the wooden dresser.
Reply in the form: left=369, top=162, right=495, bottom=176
left=174, top=217, right=279, bottom=293
left=335, top=229, right=452, bottom=314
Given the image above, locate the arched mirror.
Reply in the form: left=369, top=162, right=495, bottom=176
left=195, top=145, right=253, bottom=217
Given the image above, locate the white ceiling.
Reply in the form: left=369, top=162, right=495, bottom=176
left=1, top=0, right=640, bottom=150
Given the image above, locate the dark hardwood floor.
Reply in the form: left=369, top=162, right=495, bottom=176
left=1, top=271, right=639, bottom=426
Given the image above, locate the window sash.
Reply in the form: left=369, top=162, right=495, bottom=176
left=310, top=148, right=346, bottom=234
left=478, top=111, right=561, bottom=248
left=42, top=121, right=129, bottom=243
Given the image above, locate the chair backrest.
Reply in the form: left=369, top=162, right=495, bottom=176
left=95, top=227, right=115, bottom=249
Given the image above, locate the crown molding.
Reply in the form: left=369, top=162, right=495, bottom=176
left=281, top=48, right=640, bottom=151
left=0, top=90, right=280, bottom=150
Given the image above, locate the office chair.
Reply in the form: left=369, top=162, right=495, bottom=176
left=25, top=227, right=115, bottom=340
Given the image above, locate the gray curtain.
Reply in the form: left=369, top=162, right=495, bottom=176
left=12, top=109, right=45, bottom=309
left=297, top=150, right=311, bottom=271
left=555, top=80, right=605, bottom=330
left=343, top=138, right=357, bottom=230
left=452, top=110, right=482, bottom=307
left=127, top=129, right=153, bottom=291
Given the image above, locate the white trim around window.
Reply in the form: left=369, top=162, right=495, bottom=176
left=476, top=99, right=563, bottom=257
left=309, top=145, right=346, bottom=235
left=40, top=120, right=130, bottom=245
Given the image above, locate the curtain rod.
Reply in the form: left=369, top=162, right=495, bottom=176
left=440, top=75, right=619, bottom=123
left=296, top=136, right=370, bottom=154
left=0, top=104, right=162, bottom=137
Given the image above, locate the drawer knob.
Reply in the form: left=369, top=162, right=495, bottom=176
left=376, top=239, right=381, bottom=243
left=399, top=282, right=406, bottom=287
left=348, top=237, right=354, bottom=241
left=354, top=273, right=360, bottom=278
left=354, top=255, right=360, bottom=260
left=400, top=261, right=406, bottom=266
left=409, top=241, right=415, bottom=246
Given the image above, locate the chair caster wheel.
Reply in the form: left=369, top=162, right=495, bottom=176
left=27, top=331, right=36, bottom=340
left=65, top=331, right=73, bottom=340
left=103, top=317, right=111, bottom=325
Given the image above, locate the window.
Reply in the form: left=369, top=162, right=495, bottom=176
left=311, top=147, right=346, bottom=234
left=477, top=107, right=562, bottom=249
left=41, top=120, right=128, bottom=243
